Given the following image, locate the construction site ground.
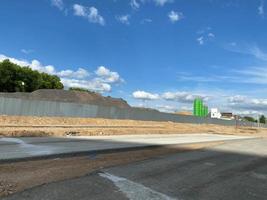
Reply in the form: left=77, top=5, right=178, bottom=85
left=1, top=115, right=267, bottom=198
left=0, top=115, right=267, bottom=137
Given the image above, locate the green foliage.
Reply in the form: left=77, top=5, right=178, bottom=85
left=243, top=116, right=257, bottom=123
left=259, top=115, right=266, bottom=124
left=40, top=73, right=63, bottom=90
left=0, top=59, right=63, bottom=92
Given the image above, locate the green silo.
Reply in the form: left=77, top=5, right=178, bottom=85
left=200, top=99, right=203, bottom=117
left=193, top=98, right=203, bottom=117
left=193, top=99, right=198, bottom=116
left=193, top=98, right=199, bottom=116
left=201, top=104, right=205, bottom=117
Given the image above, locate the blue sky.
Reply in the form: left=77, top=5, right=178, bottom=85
left=1, top=0, right=267, bottom=115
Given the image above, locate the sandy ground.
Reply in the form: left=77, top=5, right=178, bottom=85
left=0, top=115, right=267, bottom=137
left=0, top=142, right=222, bottom=197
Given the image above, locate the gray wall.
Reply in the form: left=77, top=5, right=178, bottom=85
left=0, top=97, right=262, bottom=127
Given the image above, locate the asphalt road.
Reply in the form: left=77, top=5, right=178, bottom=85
left=3, top=138, right=267, bottom=200
left=0, top=134, right=253, bottom=162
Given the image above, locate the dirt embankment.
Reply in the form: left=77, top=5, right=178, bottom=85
left=0, top=89, right=131, bottom=109
left=0, top=115, right=266, bottom=137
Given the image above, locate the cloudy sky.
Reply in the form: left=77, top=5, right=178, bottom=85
left=1, top=0, right=267, bottom=116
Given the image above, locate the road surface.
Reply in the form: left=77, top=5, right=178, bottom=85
left=0, top=134, right=254, bottom=162
left=3, top=138, right=267, bottom=200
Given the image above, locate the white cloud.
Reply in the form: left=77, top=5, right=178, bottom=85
left=57, top=68, right=89, bottom=79
left=176, top=65, right=267, bottom=85
left=0, top=54, right=122, bottom=93
left=197, top=36, right=204, bottom=45
left=132, top=91, right=160, bottom=100
left=226, top=95, right=267, bottom=114
left=232, top=66, right=267, bottom=84
left=208, top=32, right=215, bottom=38
left=73, top=4, right=86, bottom=16
left=223, top=45, right=267, bottom=84
left=168, top=11, right=183, bottom=23
left=249, top=46, right=267, bottom=61
left=73, top=4, right=105, bottom=26
left=130, top=0, right=172, bottom=9
left=95, top=66, right=123, bottom=83
left=21, top=49, right=33, bottom=54
left=156, top=105, right=177, bottom=113
left=131, top=88, right=267, bottom=115
left=51, top=0, right=64, bottom=10
left=229, top=42, right=237, bottom=46
left=180, top=105, right=193, bottom=111
left=0, top=54, right=56, bottom=74
left=258, top=0, right=264, bottom=17
left=141, top=18, right=152, bottom=24
left=218, top=45, right=267, bottom=84
left=251, top=98, right=267, bottom=105
left=116, top=15, right=130, bottom=25
left=132, top=89, right=210, bottom=103
left=0, top=54, right=90, bottom=79
left=225, top=44, right=267, bottom=61
left=153, top=0, right=172, bottom=6
left=176, top=72, right=238, bottom=83
left=130, top=0, right=140, bottom=9
left=196, top=27, right=215, bottom=45
left=197, top=27, right=211, bottom=35
left=162, top=91, right=210, bottom=103
left=228, top=95, right=246, bottom=103
left=61, top=78, right=111, bottom=92
left=196, top=33, right=215, bottom=45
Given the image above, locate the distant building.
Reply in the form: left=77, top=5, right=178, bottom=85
left=210, top=108, right=221, bottom=119
left=221, top=112, right=235, bottom=120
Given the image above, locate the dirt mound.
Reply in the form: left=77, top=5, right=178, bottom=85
left=0, top=89, right=130, bottom=109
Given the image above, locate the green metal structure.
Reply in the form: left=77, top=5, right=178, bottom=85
left=193, top=98, right=208, bottom=117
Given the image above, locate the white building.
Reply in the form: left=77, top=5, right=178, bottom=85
left=210, top=108, right=221, bottom=119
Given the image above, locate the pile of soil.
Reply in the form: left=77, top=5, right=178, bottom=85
left=0, top=89, right=130, bottom=109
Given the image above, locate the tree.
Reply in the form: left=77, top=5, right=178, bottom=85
left=0, top=59, right=20, bottom=92
left=0, top=59, right=63, bottom=92
left=40, top=73, right=63, bottom=90
left=259, top=115, right=266, bottom=124
left=243, top=116, right=257, bottom=123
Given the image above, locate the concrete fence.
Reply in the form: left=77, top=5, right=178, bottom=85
left=0, top=96, right=263, bottom=128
